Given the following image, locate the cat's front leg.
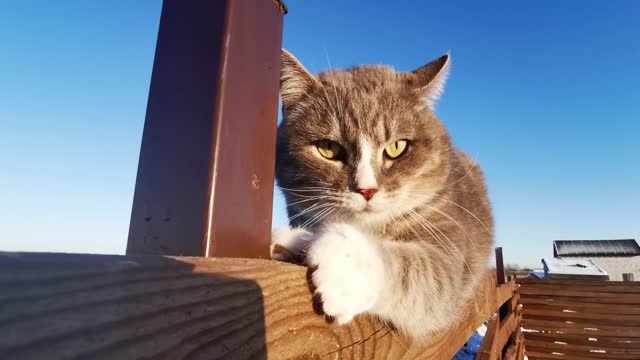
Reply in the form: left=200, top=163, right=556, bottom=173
left=307, top=223, right=388, bottom=325
left=271, top=227, right=314, bottom=264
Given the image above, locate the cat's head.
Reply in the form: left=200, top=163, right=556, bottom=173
left=276, top=49, right=453, bottom=228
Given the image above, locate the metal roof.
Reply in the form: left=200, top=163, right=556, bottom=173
left=553, top=239, right=640, bottom=257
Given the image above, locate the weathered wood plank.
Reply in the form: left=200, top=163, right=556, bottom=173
left=0, top=252, right=513, bottom=360
left=523, top=332, right=640, bottom=349
left=519, top=294, right=640, bottom=305
left=475, top=313, right=499, bottom=360
left=521, top=307, right=640, bottom=325
left=520, top=298, right=640, bottom=314
left=518, top=287, right=640, bottom=300
left=517, top=283, right=640, bottom=294
left=525, top=350, right=608, bottom=360
left=521, top=318, right=640, bottom=338
left=517, top=278, right=640, bottom=287
left=525, top=339, right=640, bottom=358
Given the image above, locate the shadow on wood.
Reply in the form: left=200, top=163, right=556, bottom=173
left=0, top=253, right=516, bottom=359
left=0, top=253, right=268, bottom=359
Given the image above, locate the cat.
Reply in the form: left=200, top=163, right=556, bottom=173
left=271, top=49, right=493, bottom=338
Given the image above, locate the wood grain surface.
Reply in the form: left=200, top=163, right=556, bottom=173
left=0, top=252, right=513, bottom=359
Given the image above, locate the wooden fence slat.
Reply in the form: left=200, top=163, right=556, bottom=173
left=518, top=283, right=640, bottom=294
left=517, top=278, right=639, bottom=287
left=521, top=307, right=640, bottom=324
left=525, top=349, right=593, bottom=360
left=521, top=319, right=640, bottom=337
left=0, top=252, right=512, bottom=360
left=527, top=345, right=638, bottom=360
left=519, top=298, right=640, bottom=314
left=518, top=287, right=640, bottom=301
left=522, top=303, right=640, bottom=315
left=523, top=332, right=640, bottom=349
left=525, top=339, right=640, bottom=358
left=523, top=316, right=640, bottom=329
left=475, top=314, right=499, bottom=360
left=519, top=294, right=640, bottom=305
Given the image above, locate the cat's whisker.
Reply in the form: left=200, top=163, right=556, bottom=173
left=324, top=50, right=345, bottom=122
left=299, top=207, right=329, bottom=229
left=398, top=214, right=449, bottom=292
left=432, top=195, right=492, bottom=235
left=300, top=206, right=335, bottom=229
left=277, top=186, right=335, bottom=192
left=408, top=209, right=475, bottom=282
left=406, top=210, right=459, bottom=266
left=288, top=202, right=332, bottom=222
left=286, top=196, right=332, bottom=208
left=443, top=157, right=477, bottom=188
left=318, top=80, right=341, bottom=124
left=421, top=204, right=472, bottom=240
left=415, top=206, right=478, bottom=283
left=306, top=208, right=335, bottom=229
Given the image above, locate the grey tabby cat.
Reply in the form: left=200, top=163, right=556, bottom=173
left=271, top=49, right=493, bottom=337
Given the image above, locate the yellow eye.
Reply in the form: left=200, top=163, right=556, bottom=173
left=316, top=140, right=343, bottom=160
left=384, top=140, right=408, bottom=159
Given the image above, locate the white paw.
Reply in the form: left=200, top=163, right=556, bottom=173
left=307, top=223, right=386, bottom=325
left=270, top=227, right=313, bottom=263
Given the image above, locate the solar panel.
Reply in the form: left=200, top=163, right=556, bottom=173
left=553, top=239, right=640, bottom=257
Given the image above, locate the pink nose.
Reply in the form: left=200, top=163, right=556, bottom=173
left=357, top=188, right=378, bottom=201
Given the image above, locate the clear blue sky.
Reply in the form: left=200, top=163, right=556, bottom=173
left=0, top=1, right=638, bottom=267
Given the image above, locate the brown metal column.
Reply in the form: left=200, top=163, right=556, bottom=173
left=127, top=0, right=286, bottom=258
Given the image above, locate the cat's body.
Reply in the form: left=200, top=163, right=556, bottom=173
left=272, top=50, right=493, bottom=337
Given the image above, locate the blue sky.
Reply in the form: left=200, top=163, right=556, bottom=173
left=0, top=1, right=638, bottom=267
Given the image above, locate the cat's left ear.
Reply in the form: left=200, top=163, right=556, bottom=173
left=280, top=49, right=319, bottom=111
left=410, top=53, right=450, bottom=110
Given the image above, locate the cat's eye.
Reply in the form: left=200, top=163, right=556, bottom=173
left=316, top=140, right=343, bottom=160
left=384, top=140, right=408, bottom=159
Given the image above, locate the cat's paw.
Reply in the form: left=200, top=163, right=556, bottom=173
left=307, top=223, right=386, bottom=325
left=270, top=227, right=313, bottom=264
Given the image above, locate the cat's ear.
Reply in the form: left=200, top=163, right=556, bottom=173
left=280, top=49, right=318, bottom=109
left=410, top=53, right=450, bottom=110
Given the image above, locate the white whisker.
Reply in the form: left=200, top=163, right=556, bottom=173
left=432, top=195, right=492, bottom=235
left=443, top=157, right=477, bottom=188
left=289, top=202, right=331, bottom=222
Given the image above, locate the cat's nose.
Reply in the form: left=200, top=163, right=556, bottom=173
left=357, top=188, right=378, bottom=201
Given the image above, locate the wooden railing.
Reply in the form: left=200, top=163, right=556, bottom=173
left=517, top=278, right=640, bottom=359
left=476, top=283, right=524, bottom=360
left=1, top=252, right=517, bottom=359
left=475, top=273, right=525, bottom=360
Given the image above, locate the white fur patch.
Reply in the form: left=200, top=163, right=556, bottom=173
left=355, top=139, right=378, bottom=190
left=306, top=223, right=387, bottom=324
left=270, top=227, right=312, bottom=261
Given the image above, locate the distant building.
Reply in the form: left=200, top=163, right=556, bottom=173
left=544, top=239, right=640, bottom=281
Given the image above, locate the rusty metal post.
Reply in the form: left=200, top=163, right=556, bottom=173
left=495, top=247, right=505, bottom=285
left=127, top=0, right=287, bottom=258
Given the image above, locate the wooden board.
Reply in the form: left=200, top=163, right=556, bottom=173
left=0, top=252, right=515, bottom=359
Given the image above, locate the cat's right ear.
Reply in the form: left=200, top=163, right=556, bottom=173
left=281, top=49, right=318, bottom=109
